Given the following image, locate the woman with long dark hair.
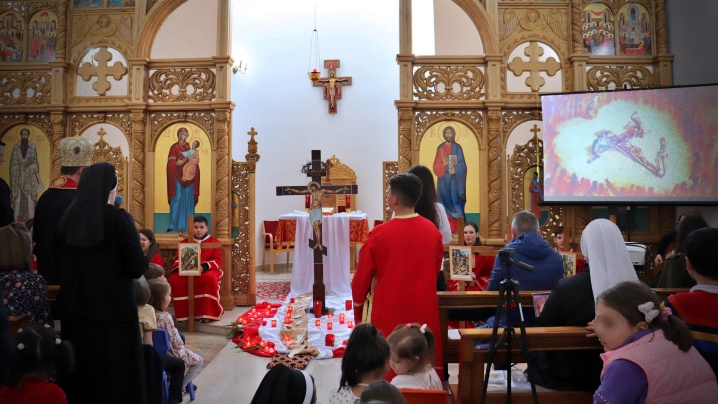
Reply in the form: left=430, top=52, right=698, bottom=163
left=55, top=162, right=147, bottom=403
left=407, top=165, right=451, bottom=243
left=139, top=228, right=164, bottom=267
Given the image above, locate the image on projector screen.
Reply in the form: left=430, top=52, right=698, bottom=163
left=541, top=84, right=718, bottom=203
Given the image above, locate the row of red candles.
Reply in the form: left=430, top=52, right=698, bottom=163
left=305, top=195, right=351, bottom=209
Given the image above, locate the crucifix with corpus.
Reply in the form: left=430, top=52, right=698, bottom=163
left=276, top=150, right=358, bottom=314
left=312, top=59, right=352, bottom=114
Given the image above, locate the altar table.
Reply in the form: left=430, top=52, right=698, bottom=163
left=277, top=211, right=369, bottom=296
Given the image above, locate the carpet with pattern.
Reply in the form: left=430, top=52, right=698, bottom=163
left=256, top=280, right=291, bottom=304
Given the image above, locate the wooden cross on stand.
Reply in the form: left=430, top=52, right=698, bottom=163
left=178, top=215, right=221, bottom=333
left=276, top=150, right=358, bottom=315
left=77, top=46, right=128, bottom=96
left=313, top=60, right=352, bottom=114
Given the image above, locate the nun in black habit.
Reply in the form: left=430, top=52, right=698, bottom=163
left=251, top=364, right=317, bottom=404
left=55, top=162, right=148, bottom=403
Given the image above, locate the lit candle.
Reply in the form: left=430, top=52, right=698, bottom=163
left=342, top=339, right=348, bottom=345
left=327, top=313, right=333, bottom=319
left=305, top=195, right=310, bottom=209
left=271, top=320, right=277, bottom=327
left=290, top=297, right=295, bottom=303
left=315, top=319, right=321, bottom=327
left=339, top=313, right=345, bottom=324
left=252, top=308, right=257, bottom=315
left=265, top=310, right=270, bottom=317
left=346, top=195, right=351, bottom=209
left=327, top=322, right=333, bottom=330
left=345, top=300, right=352, bottom=311
left=281, top=296, right=286, bottom=302
left=348, top=320, right=354, bottom=328
left=325, top=334, right=335, bottom=347
left=314, top=300, right=322, bottom=318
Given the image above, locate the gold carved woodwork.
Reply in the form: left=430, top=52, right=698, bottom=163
left=501, top=35, right=571, bottom=98
left=508, top=42, right=561, bottom=92
left=413, top=66, right=485, bottom=100
left=149, top=68, right=216, bottom=103
left=586, top=66, right=653, bottom=91
left=76, top=47, right=128, bottom=96
left=231, top=160, right=251, bottom=297
left=415, top=111, right=484, bottom=147
left=320, top=155, right=357, bottom=210
left=383, top=161, right=398, bottom=222
left=0, top=72, right=52, bottom=105
left=71, top=14, right=133, bottom=54
left=148, top=111, right=215, bottom=152
left=507, top=129, right=543, bottom=222
left=50, top=113, right=65, bottom=178
left=245, top=127, right=260, bottom=173
left=214, top=109, right=230, bottom=239
left=70, top=113, right=133, bottom=138
left=91, top=127, right=128, bottom=199
left=501, top=110, right=540, bottom=145
left=486, top=109, right=502, bottom=240
left=130, top=111, right=145, bottom=228
left=499, top=7, right=567, bottom=44
left=398, top=109, right=413, bottom=173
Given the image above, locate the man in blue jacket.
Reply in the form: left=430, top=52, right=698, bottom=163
left=484, top=210, right=563, bottom=326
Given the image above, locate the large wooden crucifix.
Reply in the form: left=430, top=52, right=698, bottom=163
left=312, top=60, right=352, bottom=114
left=276, top=150, right=358, bottom=314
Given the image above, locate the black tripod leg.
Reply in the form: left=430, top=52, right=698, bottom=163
left=512, top=287, right=538, bottom=404
left=481, top=283, right=506, bottom=404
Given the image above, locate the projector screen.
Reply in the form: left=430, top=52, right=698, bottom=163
left=541, top=84, right=718, bottom=204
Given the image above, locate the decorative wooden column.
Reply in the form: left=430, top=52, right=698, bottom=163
left=398, top=108, right=413, bottom=173
left=654, top=0, right=674, bottom=86
left=49, top=112, right=65, bottom=178
left=245, top=128, right=260, bottom=305
left=486, top=107, right=503, bottom=241
left=129, top=110, right=146, bottom=229
left=215, top=108, right=234, bottom=310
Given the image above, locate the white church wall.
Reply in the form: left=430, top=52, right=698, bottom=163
left=151, top=0, right=218, bottom=59
left=433, top=0, right=484, bottom=55
left=229, top=0, right=399, bottom=263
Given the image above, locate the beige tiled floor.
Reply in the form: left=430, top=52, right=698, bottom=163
left=183, top=266, right=459, bottom=403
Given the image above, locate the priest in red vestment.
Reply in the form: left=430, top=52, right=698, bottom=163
left=169, top=215, right=223, bottom=322
left=352, top=173, right=444, bottom=379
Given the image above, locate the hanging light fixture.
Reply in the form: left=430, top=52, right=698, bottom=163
left=308, top=7, right=321, bottom=84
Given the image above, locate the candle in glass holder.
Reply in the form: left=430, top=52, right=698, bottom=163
left=346, top=195, right=351, bottom=210
left=305, top=195, right=310, bottom=209
left=325, top=334, right=335, bottom=347
left=342, top=340, right=348, bottom=345
left=348, top=320, right=354, bottom=328
left=281, top=296, right=286, bottom=302
left=327, top=322, right=333, bottom=331
left=315, top=319, right=320, bottom=327
left=339, top=313, right=345, bottom=324
left=290, top=297, right=295, bottom=303
left=345, top=299, right=352, bottom=311
left=314, top=300, right=322, bottom=318
left=262, top=321, right=267, bottom=326
left=252, top=307, right=257, bottom=314
left=327, top=313, right=333, bottom=319
left=271, top=320, right=277, bottom=327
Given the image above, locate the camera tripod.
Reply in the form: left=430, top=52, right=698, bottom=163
left=480, top=248, right=538, bottom=404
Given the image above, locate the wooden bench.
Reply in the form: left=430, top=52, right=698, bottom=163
left=458, top=327, right=602, bottom=404
left=438, top=291, right=544, bottom=364
left=438, top=288, right=688, bottom=366
left=9, top=315, right=29, bottom=339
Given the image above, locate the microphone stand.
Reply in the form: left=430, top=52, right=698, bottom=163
left=480, top=248, right=538, bottom=404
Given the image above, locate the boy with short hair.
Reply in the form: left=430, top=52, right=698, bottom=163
left=663, top=227, right=718, bottom=378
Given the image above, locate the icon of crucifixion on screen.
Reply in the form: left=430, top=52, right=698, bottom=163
left=587, top=111, right=666, bottom=177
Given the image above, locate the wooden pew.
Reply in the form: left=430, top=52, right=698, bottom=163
left=458, top=327, right=602, bottom=404
left=9, top=315, right=29, bottom=339
left=438, top=288, right=688, bottom=365
left=47, top=285, right=60, bottom=302
left=438, top=291, right=544, bottom=364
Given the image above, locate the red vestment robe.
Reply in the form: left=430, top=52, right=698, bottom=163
left=149, top=252, right=165, bottom=267
left=352, top=215, right=444, bottom=378
left=169, top=235, right=223, bottom=321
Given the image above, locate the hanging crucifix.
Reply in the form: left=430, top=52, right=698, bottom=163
left=313, top=60, right=352, bottom=114
left=276, top=150, right=358, bottom=314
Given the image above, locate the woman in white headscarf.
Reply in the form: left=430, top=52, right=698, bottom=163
left=526, top=219, right=638, bottom=392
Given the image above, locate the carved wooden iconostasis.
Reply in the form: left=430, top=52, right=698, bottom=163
left=0, top=0, right=260, bottom=306
left=393, top=0, right=674, bottom=279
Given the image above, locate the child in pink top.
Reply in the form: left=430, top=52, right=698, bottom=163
left=387, top=323, right=443, bottom=391
left=592, top=282, right=718, bottom=404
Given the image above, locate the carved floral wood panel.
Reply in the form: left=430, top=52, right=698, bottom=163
left=383, top=161, right=398, bottom=222
left=413, top=66, right=484, bottom=100
left=149, top=68, right=216, bottom=102
left=231, top=160, right=250, bottom=296
left=586, top=65, right=653, bottom=90
left=0, top=72, right=51, bottom=105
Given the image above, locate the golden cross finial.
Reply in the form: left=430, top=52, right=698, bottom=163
left=97, top=127, right=107, bottom=142
left=530, top=124, right=541, bottom=138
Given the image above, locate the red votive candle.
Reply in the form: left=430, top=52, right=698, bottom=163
left=346, top=195, right=351, bottom=209
left=290, top=297, right=295, bottom=303
left=348, top=320, right=354, bottom=328
left=325, top=334, right=335, bottom=347
left=315, top=319, right=321, bottom=327
left=281, top=296, right=286, bottom=302
left=327, top=322, right=333, bottom=330
left=262, top=321, right=267, bottom=326
left=314, top=300, right=322, bottom=317
left=327, top=313, right=333, bottom=319
left=271, top=320, right=277, bottom=327
left=345, top=300, right=352, bottom=311
left=339, top=313, right=345, bottom=324
left=265, top=310, right=270, bottom=317
left=305, top=195, right=310, bottom=209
